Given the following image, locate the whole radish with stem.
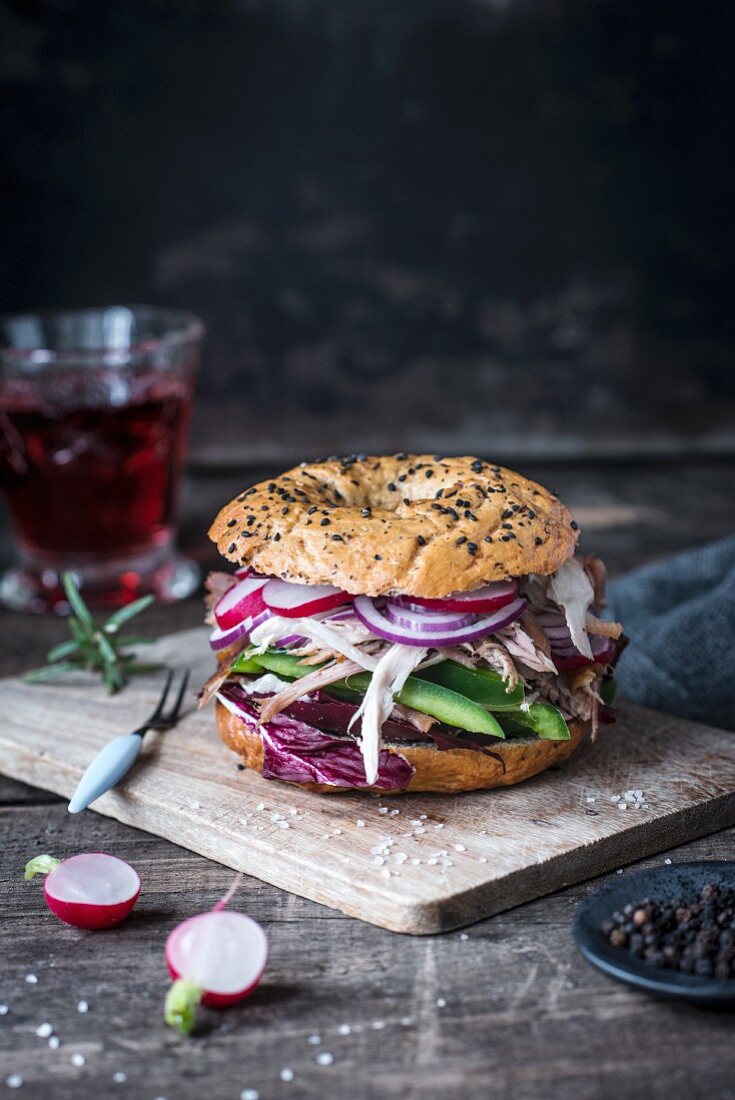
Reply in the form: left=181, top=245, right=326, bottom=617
left=164, top=874, right=268, bottom=1035
left=24, top=853, right=141, bottom=930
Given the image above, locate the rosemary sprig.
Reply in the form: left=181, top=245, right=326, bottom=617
left=25, top=573, right=161, bottom=694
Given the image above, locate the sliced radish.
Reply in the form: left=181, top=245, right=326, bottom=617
left=24, top=852, right=140, bottom=930
left=395, top=580, right=518, bottom=614
left=262, top=579, right=351, bottom=619
left=214, top=576, right=268, bottom=630
left=164, top=878, right=268, bottom=1035
left=353, top=595, right=526, bottom=647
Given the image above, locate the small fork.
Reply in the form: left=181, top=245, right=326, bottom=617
left=68, top=669, right=190, bottom=814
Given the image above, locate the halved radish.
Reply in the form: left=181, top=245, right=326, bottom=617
left=214, top=576, right=268, bottom=630
left=262, top=579, right=351, bottom=619
left=396, top=580, right=518, bottom=614
left=164, top=887, right=268, bottom=1035
left=24, top=853, right=140, bottom=930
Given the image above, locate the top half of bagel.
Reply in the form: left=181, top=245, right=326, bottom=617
left=208, top=454, right=578, bottom=598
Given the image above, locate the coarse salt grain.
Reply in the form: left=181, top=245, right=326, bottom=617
left=25, top=974, right=38, bottom=984
left=611, top=795, right=620, bottom=802
left=585, top=796, right=596, bottom=804
left=618, top=803, right=627, bottom=810
left=307, top=1035, right=321, bottom=1045
left=280, top=1068, right=294, bottom=1082
left=189, top=800, right=200, bottom=810
left=6, top=1075, right=23, bottom=1089
left=316, top=1052, right=334, bottom=1066
left=390, top=809, right=400, bottom=816
left=436, top=997, right=447, bottom=1008
left=337, top=1024, right=351, bottom=1035
left=112, top=1072, right=127, bottom=1083
left=255, top=802, right=265, bottom=811
left=77, top=1001, right=89, bottom=1014
left=400, top=1016, right=413, bottom=1026
left=454, top=844, right=466, bottom=852
left=241, top=1091, right=260, bottom=1100
left=378, top=807, right=388, bottom=815
left=356, top=819, right=365, bottom=828
left=35, top=1023, right=53, bottom=1038
left=48, top=1037, right=60, bottom=1050
left=478, top=856, right=487, bottom=864
left=665, top=858, right=672, bottom=865
left=459, top=933, right=469, bottom=941
left=71, top=1053, right=85, bottom=1067
left=372, top=1020, right=386, bottom=1029
left=0, top=1005, right=8, bottom=1015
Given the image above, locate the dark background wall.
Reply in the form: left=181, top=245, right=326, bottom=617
left=1, top=0, right=734, bottom=465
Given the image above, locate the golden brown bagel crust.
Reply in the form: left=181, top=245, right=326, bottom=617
left=215, top=701, right=589, bottom=794
left=208, top=454, right=578, bottom=598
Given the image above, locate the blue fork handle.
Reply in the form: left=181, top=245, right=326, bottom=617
left=68, top=733, right=143, bottom=814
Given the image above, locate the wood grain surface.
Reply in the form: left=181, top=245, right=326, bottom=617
left=1, top=628, right=733, bottom=934
left=2, top=461, right=735, bottom=1099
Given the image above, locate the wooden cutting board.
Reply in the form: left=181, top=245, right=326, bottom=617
left=1, top=628, right=734, bottom=933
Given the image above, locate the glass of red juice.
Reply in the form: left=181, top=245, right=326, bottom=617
left=0, top=306, right=203, bottom=613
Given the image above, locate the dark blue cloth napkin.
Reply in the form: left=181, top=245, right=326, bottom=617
left=606, top=535, right=735, bottom=731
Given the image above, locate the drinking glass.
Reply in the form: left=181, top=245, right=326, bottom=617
left=0, top=306, right=203, bottom=613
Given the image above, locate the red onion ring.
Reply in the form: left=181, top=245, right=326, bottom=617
left=209, top=609, right=272, bottom=651
left=384, top=601, right=476, bottom=633
left=353, top=595, right=526, bottom=647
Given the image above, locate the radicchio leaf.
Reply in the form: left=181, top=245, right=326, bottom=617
left=217, top=685, right=414, bottom=790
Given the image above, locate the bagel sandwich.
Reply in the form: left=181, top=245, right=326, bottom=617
left=201, top=454, right=624, bottom=794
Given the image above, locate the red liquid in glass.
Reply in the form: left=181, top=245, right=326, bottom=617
left=0, top=373, right=193, bottom=561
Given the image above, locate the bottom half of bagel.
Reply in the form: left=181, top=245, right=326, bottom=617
left=215, top=701, right=589, bottom=794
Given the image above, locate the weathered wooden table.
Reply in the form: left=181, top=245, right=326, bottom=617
left=2, top=461, right=734, bottom=1100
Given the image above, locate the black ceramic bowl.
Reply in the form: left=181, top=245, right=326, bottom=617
left=573, top=861, right=735, bottom=1006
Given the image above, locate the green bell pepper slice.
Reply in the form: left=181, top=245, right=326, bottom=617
left=416, top=660, right=524, bottom=710
left=497, top=702, right=570, bottom=741
left=600, top=677, right=618, bottom=706
left=232, top=649, right=505, bottom=738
